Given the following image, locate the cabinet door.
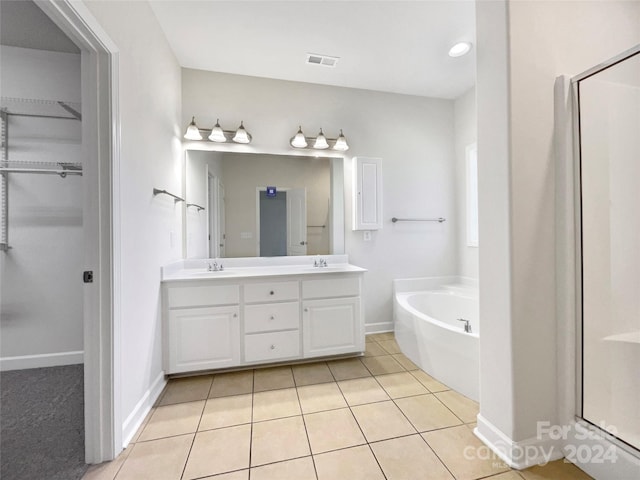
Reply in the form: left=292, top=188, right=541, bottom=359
left=353, top=156, right=382, bottom=230
left=302, top=297, right=363, bottom=358
left=168, top=306, right=240, bottom=374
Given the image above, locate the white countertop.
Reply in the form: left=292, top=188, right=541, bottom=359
left=162, top=255, right=366, bottom=282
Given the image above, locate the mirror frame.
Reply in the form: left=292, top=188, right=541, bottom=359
left=181, top=142, right=345, bottom=259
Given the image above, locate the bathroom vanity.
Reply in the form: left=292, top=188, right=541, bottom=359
left=161, top=256, right=366, bottom=374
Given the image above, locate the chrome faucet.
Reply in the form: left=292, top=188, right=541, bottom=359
left=457, top=318, right=472, bottom=333
left=207, top=260, right=224, bottom=272
left=314, top=257, right=328, bottom=267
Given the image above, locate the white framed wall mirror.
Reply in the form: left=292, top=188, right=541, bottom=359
left=183, top=149, right=345, bottom=259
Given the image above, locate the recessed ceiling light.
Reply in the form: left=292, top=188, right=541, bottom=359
left=448, top=42, right=472, bottom=58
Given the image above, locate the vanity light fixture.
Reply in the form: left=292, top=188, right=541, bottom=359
left=183, top=117, right=252, bottom=144
left=448, top=41, right=472, bottom=58
left=289, top=126, right=349, bottom=151
left=184, top=116, right=203, bottom=140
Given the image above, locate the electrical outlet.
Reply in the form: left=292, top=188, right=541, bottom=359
left=363, top=230, right=372, bottom=241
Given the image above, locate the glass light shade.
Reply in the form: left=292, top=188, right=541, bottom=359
left=290, top=126, right=308, bottom=148
left=184, top=116, right=202, bottom=140
left=313, top=128, right=329, bottom=149
left=232, top=121, right=252, bottom=144
left=333, top=129, right=349, bottom=151
left=208, top=119, right=226, bottom=142
left=448, top=42, right=472, bottom=57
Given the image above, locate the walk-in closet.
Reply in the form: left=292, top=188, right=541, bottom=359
left=0, top=1, right=87, bottom=479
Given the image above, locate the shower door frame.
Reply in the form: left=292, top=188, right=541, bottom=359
left=571, top=44, right=640, bottom=457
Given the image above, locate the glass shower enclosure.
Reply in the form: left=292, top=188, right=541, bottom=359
left=575, top=46, right=640, bottom=453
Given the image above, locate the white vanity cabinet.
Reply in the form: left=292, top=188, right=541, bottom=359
left=302, top=276, right=363, bottom=358
left=164, top=283, right=241, bottom=374
left=162, top=266, right=365, bottom=375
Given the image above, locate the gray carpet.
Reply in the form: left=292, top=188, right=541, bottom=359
left=1, top=364, right=89, bottom=480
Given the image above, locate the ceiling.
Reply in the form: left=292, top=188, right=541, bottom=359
left=0, top=0, right=79, bottom=54
left=149, top=0, right=476, bottom=99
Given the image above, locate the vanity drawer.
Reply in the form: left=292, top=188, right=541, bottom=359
left=244, top=302, right=300, bottom=333
left=244, top=281, right=299, bottom=303
left=244, top=330, right=300, bottom=363
left=302, top=276, right=360, bottom=299
left=167, top=284, right=240, bottom=308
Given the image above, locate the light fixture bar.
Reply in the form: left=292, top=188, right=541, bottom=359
left=289, top=126, right=349, bottom=151
left=183, top=117, right=252, bottom=144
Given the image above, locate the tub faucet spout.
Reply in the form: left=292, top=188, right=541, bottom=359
left=457, top=318, right=472, bottom=333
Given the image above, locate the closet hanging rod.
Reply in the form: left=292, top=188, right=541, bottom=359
left=0, top=167, right=82, bottom=177
left=391, top=217, right=446, bottom=223
left=186, top=203, right=205, bottom=211
left=153, top=188, right=185, bottom=203
left=307, top=225, right=326, bottom=228
left=4, top=112, right=78, bottom=121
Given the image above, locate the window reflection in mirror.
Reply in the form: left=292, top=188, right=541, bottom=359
left=185, top=151, right=344, bottom=258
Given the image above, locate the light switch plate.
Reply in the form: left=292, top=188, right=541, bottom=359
left=363, top=230, right=372, bottom=241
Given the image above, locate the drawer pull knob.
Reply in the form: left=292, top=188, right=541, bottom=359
left=269, top=290, right=275, bottom=295
left=304, top=308, right=309, bottom=312
left=270, top=315, right=275, bottom=320
left=270, top=344, right=276, bottom=350
left=233, top=313, right=238, bottom=318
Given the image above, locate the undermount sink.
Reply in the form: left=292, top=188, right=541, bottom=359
left=190, top=270, right=234, bottom=276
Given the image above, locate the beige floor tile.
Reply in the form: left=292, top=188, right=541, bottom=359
left=488, top=472, right=525, bottom=480
left=422, top=425, right=509, bottom=480
left=129, top=408, right=155, bottom=444
left=199, top=394, right=252, bottom=431
left=253, top=387, right=301, bottom=422
left=370, top=434, right=454, bottom=480
left=157, top=375, right=213, bottom=406
left=410, top=369, right=450, bottom=392
left=253, top=365, right=295, bottom=392
left=391, top=353, right=419, bottom=371
left=435, top=390, right=479, bottom=423
left=182, top=425, right=251, bottom=479
left=200, top=471, right=249, bottom=480
left=375, top=372, right=429, bottom=398
left=351, top=400, right=416, bottom=442
left=297, top=382, right=347, bottom=414
left=364, top=342, right=388, bottom=357
left=327, top=358, right=371, bottom=380
left=83, top=446, right=131, bottom=480
left=520, top=459, right=593, bottom=479
left=338, top=377, right=390, bottom=405
left=138, top=401, right=204, bottom=441
left=361, top=356, right=405, bottom=375
left=314, top=445, right=385, bottom=480
left=378, top=339, right=402, bottom=354
left=304, top=408, right=366, bottom=453
left=292, top=362, right=334, bottom=386
left=365, top=334, right=376, bottom=343
left=368, top=332, right=395, bottom=342
left=115, top=434, right=193, bottom=480
left=209, top=370, right=254, bottom=398
left=395, top=394, right=462, bottom=432
left=250, top=416, right=311, bottom=466
left=250, top=456, right=316, bottom=480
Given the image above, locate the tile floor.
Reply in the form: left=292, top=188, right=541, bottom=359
left=84, top=333, right=593, bottom=480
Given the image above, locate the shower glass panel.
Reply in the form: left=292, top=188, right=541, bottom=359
left=578, top=48, right=640, bottom=452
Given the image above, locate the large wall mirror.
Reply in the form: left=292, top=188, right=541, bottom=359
left=184, top=150, right=345, bottom=258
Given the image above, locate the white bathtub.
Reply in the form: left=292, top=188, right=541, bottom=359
left=393, top=276, right=479, bottom=401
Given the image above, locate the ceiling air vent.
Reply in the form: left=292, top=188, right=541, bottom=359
left=306, top=53, right=339, bottom=68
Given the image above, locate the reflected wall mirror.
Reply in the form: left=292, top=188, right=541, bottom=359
left=184, top=150, right=345, bottom=259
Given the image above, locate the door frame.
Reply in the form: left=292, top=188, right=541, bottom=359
left=36, top=0, right=120, bottom=463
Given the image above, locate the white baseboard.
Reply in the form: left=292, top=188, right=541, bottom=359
left=122, top=371, right=167, bottom=448
left=0, top=351, right=84, bottom=371
left=475, top=414, right=564, bottom=469
left=365, top=322, right=393, bottom=334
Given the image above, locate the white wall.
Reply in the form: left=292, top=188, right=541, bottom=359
left=83, top=0, right=183, bottom=446
left=182, top=69, right=457, bottom=331
left=0, top=46, right=83, bottom=369
left=454, top=87, right=478, bottom=279
left=476, top=0, right=640, bottom=469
